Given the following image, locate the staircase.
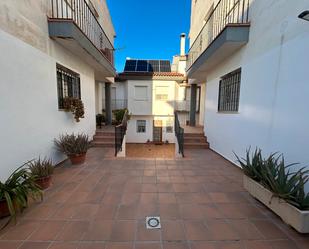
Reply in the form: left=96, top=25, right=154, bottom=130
left=91, top=129, right=115, bottom=147
left=184, top=132, right=209, bottom=149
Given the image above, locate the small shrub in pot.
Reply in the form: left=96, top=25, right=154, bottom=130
left=54, top=133, right=90, bottom=164
left=0, top=164, right=42, bottom=227
left=28, top=158, right=54, bottom=190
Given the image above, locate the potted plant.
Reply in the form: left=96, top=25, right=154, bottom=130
left=63, top=97, right=85, bottom=122
left=28, top=158, right=54, bottom=190
left=235, top=148, right=309, bottom=233
left=0, top=164, right=42, bottom=225
left=54, top=133, right=90, bottom=164
left=96, top=114, right=105, bottom=128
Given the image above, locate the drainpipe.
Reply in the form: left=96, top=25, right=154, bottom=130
left=105, top=83, right=112, bottom=125
left=189, top=84, right=197, bottom=126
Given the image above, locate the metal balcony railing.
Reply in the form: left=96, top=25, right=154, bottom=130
left=187, top=0, right=250, bottom=69
left=174, top=100, right=200, bottom=112
left=49, top=0, right=114, bottom=65
left=102, top=99, right=128, bottom=111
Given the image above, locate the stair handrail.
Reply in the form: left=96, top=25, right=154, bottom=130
left=115, top=110, right=129, bottom=156
left=174, top=112, right=184, bottom=157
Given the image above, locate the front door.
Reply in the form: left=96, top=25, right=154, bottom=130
left=153, top=120, right=162, bottom=143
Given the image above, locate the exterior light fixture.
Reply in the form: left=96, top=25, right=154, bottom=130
left=299, top=11, right=309, bottom=21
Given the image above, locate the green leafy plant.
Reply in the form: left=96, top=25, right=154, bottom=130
left=63, top=97, right=85, bottom=122
left=235, top=148, right=309, bottom=210
left=234, top=148, right=264, bottom=182
left=0, top=163, right=42, bottom=227
left=28, top=158, right=54, bottom=178
left=54, top=133, right=90, bottom=156
left=113, top=109, right=131, bottom=125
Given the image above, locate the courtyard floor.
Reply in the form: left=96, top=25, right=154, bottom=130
left=0, top=148, right=308, bottom=249
left=126, top=144, right=175, bottom=158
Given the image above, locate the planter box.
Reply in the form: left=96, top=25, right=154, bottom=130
left=243, top=175, right=309, bottom=233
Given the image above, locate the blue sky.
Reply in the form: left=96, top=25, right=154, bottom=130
left=106, top=0, right=191, bottom=72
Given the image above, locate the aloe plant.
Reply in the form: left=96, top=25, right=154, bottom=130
left=0, top=163, right=43, bottom=228
left=28, top=158, right=54, bottom=178
left=235, top=148, right=309, bottom=211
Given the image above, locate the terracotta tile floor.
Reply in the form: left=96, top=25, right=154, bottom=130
left=0, top=148, right=309, bottom=249
left=126, top=144, right=175, bottom=158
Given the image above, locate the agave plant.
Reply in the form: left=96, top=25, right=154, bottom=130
left=28, top=158, right=54, bottom=178
left=54, top=133, right=90, bottom=156
left=235, top=148, right=309, bottom=211
left=0, top=163, right=42, bottom=227
left=234, top=148, right=264, bottom=182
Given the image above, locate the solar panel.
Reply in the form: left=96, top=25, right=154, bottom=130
left=124, top=60, right=137, bottom=71
left=160, top=60, right=171, bottom=72
left=123, top=59, right=171, bottom=73
left=148, top=60, right=160, bottom=72
left=136, top=60, right=148, bottom=72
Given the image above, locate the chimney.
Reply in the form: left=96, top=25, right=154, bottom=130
left=180, top=33, right=186, bottom=56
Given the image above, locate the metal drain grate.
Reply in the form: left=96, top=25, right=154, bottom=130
left=146, top=216, right=161, bottom=229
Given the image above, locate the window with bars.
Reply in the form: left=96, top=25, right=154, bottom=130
left=56, top=64, right=81, bottom=109
left=137, top=120, right=146, bottom=133
left=218, top=68, right=241, bottom=112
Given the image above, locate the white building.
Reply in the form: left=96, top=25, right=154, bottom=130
left=0, top=0, right=116, bottom=179
left=186, top=0, right=309, bottom=189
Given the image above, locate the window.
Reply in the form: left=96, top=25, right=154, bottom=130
left=137, top=120, right=146, bottom=133
left=166, top=120, right=173, bottom=133
left=134, top=86, right=148, bottom=100
left=155, top=86, right=169, bottom=100
left=218, top=68, right=241, bottom=112
left=57, top=64, right=81, bottom=109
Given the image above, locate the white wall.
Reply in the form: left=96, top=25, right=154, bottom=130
left=126, top=116, right=175, bottom=143
left=0, top=30, right=96, bottom=181
left=126, top=116, right=153, bottom=143
left=200, top=0, right=309, bottom=190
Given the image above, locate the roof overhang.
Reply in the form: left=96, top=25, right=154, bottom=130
left=48, top=19, right=116, bottom=81
left=187, top=24, right=250, bottom=81
left=117, top=72, right=186, bottom=83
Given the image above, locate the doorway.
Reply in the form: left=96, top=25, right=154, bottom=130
left=153, top=120, right=162, bottom=144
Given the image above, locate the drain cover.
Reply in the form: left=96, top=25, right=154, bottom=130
left=146, top=216, right=161, bottom=229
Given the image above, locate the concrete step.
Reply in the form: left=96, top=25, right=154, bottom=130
left=184, top=137, right=207, bottom=143
left=93, top=136, right=115, bottom=142
left=91, top=141, right=115, bottom=147
left=184, top=133, right=205, bottom=138
left=95, top=131, right=115, bottom=137
left=184, top=142, right=209, bottom=149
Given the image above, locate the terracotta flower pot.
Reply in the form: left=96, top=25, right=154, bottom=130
left=35, top=175, right=52, bottom=190
left=0, top=199, right=10, bottom=218
left=69, top=153, right=86, bottom=164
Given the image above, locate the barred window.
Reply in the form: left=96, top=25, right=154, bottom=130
left=137, top=120, right=146, bottom=133
left=57, top=64, right=81, bottom=109
left=218, top=68, right=241, bottom=112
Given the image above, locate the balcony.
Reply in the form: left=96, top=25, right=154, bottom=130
left=48, top=0, right=116, bottom=80
left=187, top=0, right=250, bottom=80
left=103, top=99, right=128, bottom=111
left=174, top=100, right=199, bottom=113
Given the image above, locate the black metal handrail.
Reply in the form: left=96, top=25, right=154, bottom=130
left=115, top=110, right=129, bottom=156
left=49, top=0, right=114, bottom=65
left=174, top=112, right=184, bottom=157
left=187, top=0, right=250, bottom=69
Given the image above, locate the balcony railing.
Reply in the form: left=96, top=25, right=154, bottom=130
left=102, top=99, right=128, bottom=111
left=174, top=100, right=199, bottom=112
left=49, top=0, right=114, bottom=64
left=187, top=0, right=250, bottom=69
